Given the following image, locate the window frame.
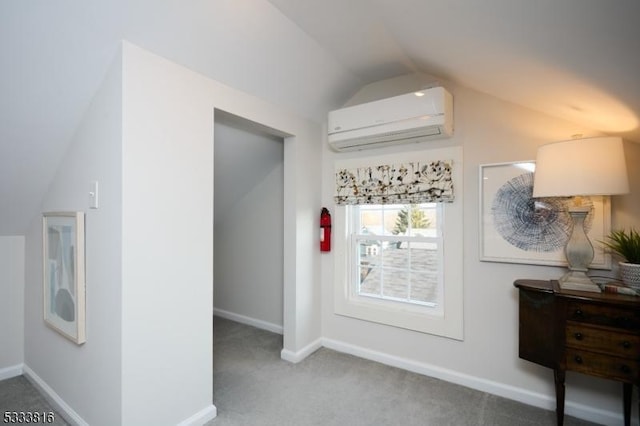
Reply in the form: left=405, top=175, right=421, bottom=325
left=333, top=147, right=464, bottom=340
left=349, top=203, right=444, bottom=312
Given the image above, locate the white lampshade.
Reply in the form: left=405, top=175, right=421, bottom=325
left=533, top=136, right=629, bottom=198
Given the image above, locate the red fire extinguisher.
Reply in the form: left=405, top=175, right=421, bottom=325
left=320, top=207, right=331, bottom=252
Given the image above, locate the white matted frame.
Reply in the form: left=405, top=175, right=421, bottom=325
left=43, top=211, right=86, bottom=344
left=479, top=161, right=611, bottom=269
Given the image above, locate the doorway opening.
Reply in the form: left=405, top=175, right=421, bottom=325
left=213, top=109, right=285, bottom=335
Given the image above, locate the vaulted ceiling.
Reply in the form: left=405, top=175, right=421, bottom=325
left=1, top=0, right=638, bottom=235
left=269, top=0, right=640, bottom=139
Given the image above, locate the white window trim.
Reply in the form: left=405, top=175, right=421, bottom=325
left=350, top=204, right=444, bottom=312
left=333, top=146, right=464, bottom=340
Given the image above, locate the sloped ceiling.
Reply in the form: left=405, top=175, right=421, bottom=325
left=1, top=0, right=639, bottom=235
left=0, top=0, right=357, bottom=235
left=268, top=0, right=640, bottom=139
left=214, top=112, right=283, bottom=225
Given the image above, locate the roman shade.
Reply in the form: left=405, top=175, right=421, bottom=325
left=334, top=160, right=454, bottom=205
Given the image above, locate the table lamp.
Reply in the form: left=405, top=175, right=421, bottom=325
left=532, top=136, right=629, bottom=292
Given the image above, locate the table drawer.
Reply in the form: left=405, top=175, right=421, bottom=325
left=566, top=301, right=640, bottom=329
left=566, top=322, right=640, bottom=358
left=565, top=349, right=639, bottom=382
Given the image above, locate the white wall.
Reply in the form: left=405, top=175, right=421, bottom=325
left=321, top=75, right=640, bottom=425
left=283, top=123, right=323, bottom=358
left=213, top=117, right=284, bottom=226
left=214, top=120, right=284, bottom=330
left=19, top=40, right=322, bottom=426
left=0, top=236, right=25, bottom=377
left=23, top=50, right=123, bottom=426
left=120, top=42, right=322, bottom=424
left=215, top=163, right=284, bottom=330
left=121, top=43, right=215, bottom=426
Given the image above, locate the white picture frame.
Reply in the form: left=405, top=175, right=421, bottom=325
left=43, top=211, right=86, bottom=344
left=479, top=161, right=611, bottom=269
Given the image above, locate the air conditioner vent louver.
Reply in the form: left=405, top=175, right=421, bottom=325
left=331, top=125, right=443, bottom=151
left=328, top=87, right=453, bottom=152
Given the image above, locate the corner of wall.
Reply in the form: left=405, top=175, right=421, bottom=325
left=0, top=236, right=25, bottom=372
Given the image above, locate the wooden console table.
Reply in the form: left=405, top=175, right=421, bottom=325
left=514, top=279, right=639, bottom=426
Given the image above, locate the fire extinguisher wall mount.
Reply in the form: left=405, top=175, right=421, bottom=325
left=320, top=207, right=331, bottom=252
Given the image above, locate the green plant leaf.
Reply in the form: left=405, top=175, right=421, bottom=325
left=600, top=228, right=640, bottom=264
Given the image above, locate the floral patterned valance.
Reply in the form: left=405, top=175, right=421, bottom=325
left=334, top=160, right=454, bottom=205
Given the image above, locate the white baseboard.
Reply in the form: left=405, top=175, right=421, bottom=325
left=22, top=364, right=88, bottom=426
left=280, top=337, right=323, bottom=364
left=177, top=404, right=217, bottom=426
left=211, top=309, right=322, bottom=364
left=214, top=308, right=283, bottom=335
left=13, top=337, right=628, bottom=426
left=321, top=338, right=627, bottom=426
left=0, top=364, right=23, bottom=381
left=23, top=365, right=218, bottom=426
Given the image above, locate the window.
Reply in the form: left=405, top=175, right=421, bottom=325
left=352, top=203, right=443, bottom=314
left=333, top=147, right=463, bottom=340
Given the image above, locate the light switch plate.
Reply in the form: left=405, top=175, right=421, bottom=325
left=89, top=181, right=99, bottom=209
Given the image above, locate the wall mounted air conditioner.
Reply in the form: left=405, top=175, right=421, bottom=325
left=327, top=86, right=453, bottom=152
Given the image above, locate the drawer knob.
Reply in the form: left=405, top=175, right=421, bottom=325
left=574, top=332, right=583, bottom=341
left=621, top=365, right=631, bottom=374
left=622, top=341, right=631, bottom=349
left=574, top=355, right=583, bottom=364
left=574, top=309, right=583, bottom=317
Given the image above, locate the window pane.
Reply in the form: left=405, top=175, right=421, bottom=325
left=359, top=265, right=380, bottom=296
left=407, top=204, right=437, bottom=237
left=409, top=271, right=439, bottom=304
left=407, top=243, right=438, bottom=272
left=383, top=206, right=402, bottom=236
left=381, top=270, right=409, bottom=299
left=381, top=244, right=408, bottom=268
left=351, top=203, right=443, bottom=309
left=389, top=204, right=410, bottom=236
left=358, top=204, right=412, bottom=237
left=357, top=239, right=381, bottom=262
left=359, top=266, right=378, bottom=294
left=359, top=206, right=383, bottom=236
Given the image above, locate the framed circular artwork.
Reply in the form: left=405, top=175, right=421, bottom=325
left=479, top=161, right=611, bottom=269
